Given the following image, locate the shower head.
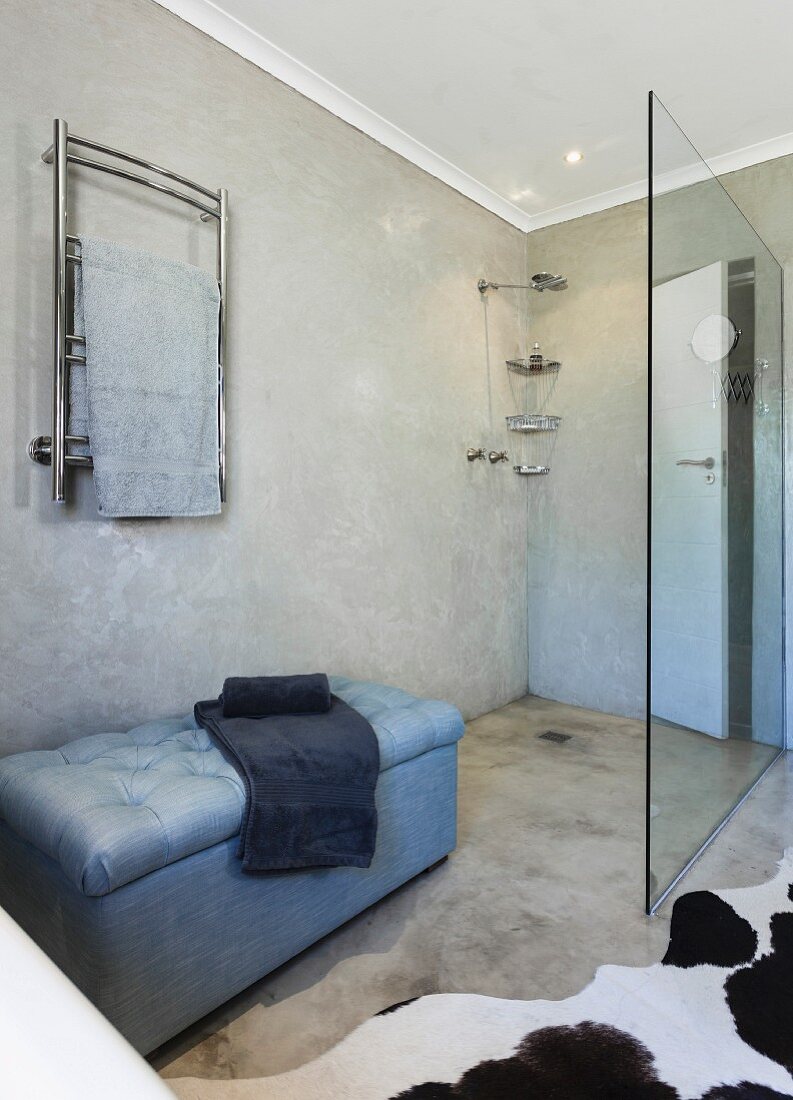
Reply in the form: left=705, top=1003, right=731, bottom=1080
left=477, top=274, right=568, bottom=294
left=530, top=272, right=568, bottom=292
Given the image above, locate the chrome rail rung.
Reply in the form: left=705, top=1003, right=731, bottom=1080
left=72, top=136, right=218, bottom=201
left=42, top=138, right=220, bottom=204
left=29, top=435, right=93, bottom=467
left=66, top=353, right=86, bottom=365
left=67, top=153, right=219, bottom=218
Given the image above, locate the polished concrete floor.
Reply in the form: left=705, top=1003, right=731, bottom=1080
left=155, top=694, right=792, bottom=1084
left=650, top=719, right=781, bottom=905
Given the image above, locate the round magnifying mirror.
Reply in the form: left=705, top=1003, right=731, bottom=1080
left=691, top=314, right=741, bottom=363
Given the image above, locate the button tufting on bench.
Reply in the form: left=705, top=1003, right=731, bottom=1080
left=0, top=678, right=464, bottom=897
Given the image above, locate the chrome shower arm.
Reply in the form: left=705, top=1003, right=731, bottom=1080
left=478, top=279, right=534, bottom=293
left=478, top=274, right=567, bottom=294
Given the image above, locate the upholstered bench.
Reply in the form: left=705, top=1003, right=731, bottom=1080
left=0, top=677, right=463, bottom=1053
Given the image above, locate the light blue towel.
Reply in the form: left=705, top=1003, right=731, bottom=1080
left=69, top=236, right=221, bottom=517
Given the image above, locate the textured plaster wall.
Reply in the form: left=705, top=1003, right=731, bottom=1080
left=524, top=155, right=791, bottom=729
left=0, top=0, right=530, bottom=754
left=524, top=202, right=649, bottom=718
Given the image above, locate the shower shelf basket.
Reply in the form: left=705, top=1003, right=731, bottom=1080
left=506, top=358, right=561, bottom=377
left=505, top=414, right=561, bottom=433
left=514, top=465, right=550, bottom=476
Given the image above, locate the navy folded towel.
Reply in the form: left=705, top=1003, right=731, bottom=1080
left=194, top=693, right=379, bottom=872
left=222, top=674, right=331, bottom=718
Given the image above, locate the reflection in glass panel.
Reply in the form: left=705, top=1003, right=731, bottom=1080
left=647, top=93, right=784, bottom=913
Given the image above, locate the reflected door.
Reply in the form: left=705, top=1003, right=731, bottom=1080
left=651, top=262, right=728, bottom=738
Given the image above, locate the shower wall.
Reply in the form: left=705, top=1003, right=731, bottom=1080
left=0, top=0, right=529, bottom=755
left=525, top=153, right=792, bottom=731
left=524, top=203, right=648, bottom=718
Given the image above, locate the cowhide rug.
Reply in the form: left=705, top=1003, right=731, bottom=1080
left=168, top=851, right=793, bottom=1099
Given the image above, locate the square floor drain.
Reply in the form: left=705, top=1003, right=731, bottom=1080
left=538, top=730, right=572, bottom=744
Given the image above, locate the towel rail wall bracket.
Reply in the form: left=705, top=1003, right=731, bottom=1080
left=30, top=118, right=228, bottom=506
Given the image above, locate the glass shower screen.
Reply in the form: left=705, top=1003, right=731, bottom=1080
left=647, top=93, right=784, bottom=913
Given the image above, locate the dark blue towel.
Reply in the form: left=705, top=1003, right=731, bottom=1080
left=221, top=674, right=331, bottom=718
left=194, top=695, right=379, bottom=872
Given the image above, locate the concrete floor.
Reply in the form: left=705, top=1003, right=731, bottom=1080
left=650, top=719, right=781, bottom=905
left=155, top=694, right=793, bottom=1084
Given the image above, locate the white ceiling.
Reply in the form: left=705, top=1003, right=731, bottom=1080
left=159, top=0, right=793, bottom=231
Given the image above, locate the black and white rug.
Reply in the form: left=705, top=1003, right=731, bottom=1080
left=170, top=852, right=793, bottom=1099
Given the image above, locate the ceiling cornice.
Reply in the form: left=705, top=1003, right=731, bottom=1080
left=154, top=0, right=793, bottom=236
left=530, top=128, right=793, bottom=231
left=153, top=0, right=533, bottom=231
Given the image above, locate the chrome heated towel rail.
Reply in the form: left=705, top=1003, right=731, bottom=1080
left=29, top=118, right=229, bottom=505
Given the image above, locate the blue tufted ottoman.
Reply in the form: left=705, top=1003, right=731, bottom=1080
left=0, top=678, right=463, bottom=1053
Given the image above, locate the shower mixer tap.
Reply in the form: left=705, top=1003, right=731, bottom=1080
left=488, top=450, right=509, bottom=463
left=467, top=447, right=486, bottom=461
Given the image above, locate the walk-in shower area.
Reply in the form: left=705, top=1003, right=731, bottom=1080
left=481, top=92, right=786, bottom=917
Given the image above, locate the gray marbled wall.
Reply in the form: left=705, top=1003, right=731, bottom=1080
left=523, top=202, right=649, bottom=718
left=0, top=0, right=530, bottom=754
left=524, top=156, right=791, bottom=729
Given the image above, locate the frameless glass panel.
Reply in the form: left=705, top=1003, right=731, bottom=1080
left=647, top=93, right=784, bottom=913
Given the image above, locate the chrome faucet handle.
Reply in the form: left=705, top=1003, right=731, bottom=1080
left=467, top=447, right=486, bottom=461
left=488, top=450, right=509, bottom=463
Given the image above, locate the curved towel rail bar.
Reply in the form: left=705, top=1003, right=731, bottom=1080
left=31, top=119, right=228, bottom=507
left=66, top=154, right=220, bottom=219
left=65, top=134, right=219, bottom=201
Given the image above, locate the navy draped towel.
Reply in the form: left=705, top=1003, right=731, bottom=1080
left=194, top=695, right=379, bottom=872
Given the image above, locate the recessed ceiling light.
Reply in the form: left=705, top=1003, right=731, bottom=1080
left=564, top=150, right=584, bottom=164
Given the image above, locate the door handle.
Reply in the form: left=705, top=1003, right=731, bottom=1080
left=676, top=457, right=715, bottom=469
